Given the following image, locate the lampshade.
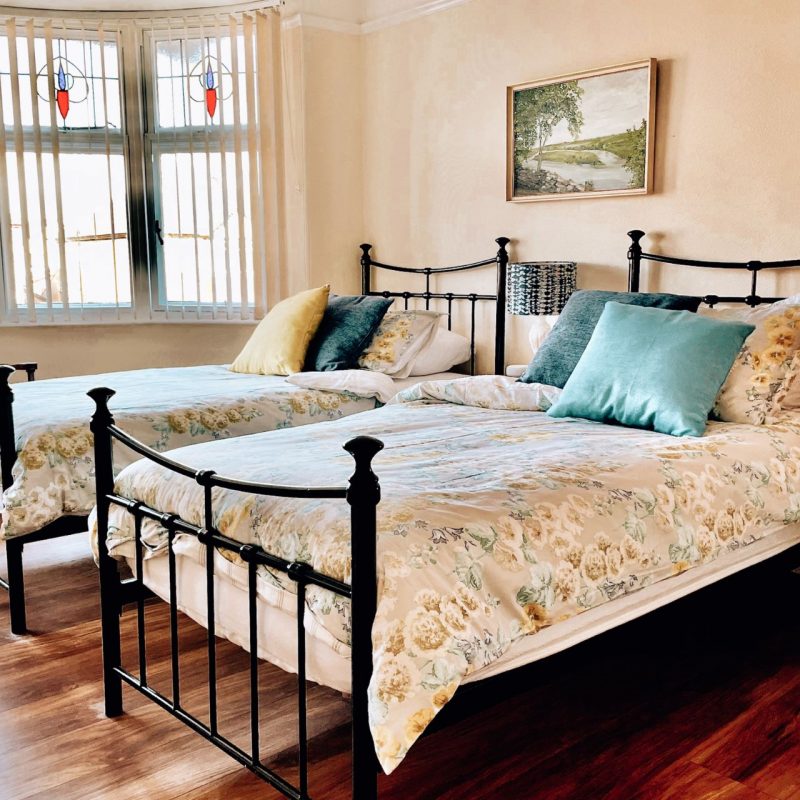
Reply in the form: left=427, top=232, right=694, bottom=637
left=506, top=262, right=577, bottom=315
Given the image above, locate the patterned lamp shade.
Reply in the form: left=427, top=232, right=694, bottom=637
left=506, top=261, right=577, bottom=315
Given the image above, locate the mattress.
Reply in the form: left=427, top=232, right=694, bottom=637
left=1, top=365, right=460, bottom=539
left=104, top=378, right=800, bottom=771
left=128, top=521, right=800, bottom=695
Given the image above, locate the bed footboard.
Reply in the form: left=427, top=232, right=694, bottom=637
left=89, top=387, right=384, bottom=800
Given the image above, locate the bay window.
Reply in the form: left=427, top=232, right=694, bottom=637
left=0, top=6, right=279, bottom=324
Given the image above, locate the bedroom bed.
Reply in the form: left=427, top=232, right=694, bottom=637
left=0, top=237, right=510, bottom=633
left=90, top=231, right=800, bottom=799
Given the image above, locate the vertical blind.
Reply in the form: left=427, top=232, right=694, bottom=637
left=0, top=5, right=282, bottom=323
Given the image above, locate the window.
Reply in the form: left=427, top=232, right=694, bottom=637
left=148, top=26, right=255, bottom=315
left=0, top=8, right=278, bottom=324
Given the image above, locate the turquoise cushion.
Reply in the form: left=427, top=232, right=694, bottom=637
left=547, top=302, right=755, bottom=437
left=520, top=290, right=702, bottom=388
left=305, top=295, right=393, bottom=371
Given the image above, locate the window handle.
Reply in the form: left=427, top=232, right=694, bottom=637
left=154, top=218, right=164, bottom=246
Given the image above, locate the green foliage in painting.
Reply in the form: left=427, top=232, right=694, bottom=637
left=623, top=118, right=648, bottom=188
left=513, top=80, right=585, bottom=177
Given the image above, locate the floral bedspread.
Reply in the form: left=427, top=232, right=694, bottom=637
left=1, top=365, right=378, bottom=539
left=102, top=376, right=800, bottom=773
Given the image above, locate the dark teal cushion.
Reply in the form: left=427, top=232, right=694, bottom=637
left=304, top=295, right=393, bottom=371
left=520, top=290, right=702, bottom=388
left=547, top=302, right=755, bottom=437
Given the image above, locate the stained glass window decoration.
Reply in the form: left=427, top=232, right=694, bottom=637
left=36, top=57, right=88, bottom=121
left=154, top=34, right=245, bottom=129
left=188, top=54, right=233, bottom=120
left=0, top=34, right=122, bottom=131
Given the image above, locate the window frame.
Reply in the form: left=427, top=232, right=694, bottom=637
left=0, top=16, right=259, bottom=325
left=0, top=22, right=135, bottom=323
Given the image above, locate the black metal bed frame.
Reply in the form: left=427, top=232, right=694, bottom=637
left=91, top=387, right=384, bottom=800
left=627, top=229, right=800, bottom=304
left=0, top=242, right=509, bottom=635
left=90, top=230, right=800, bottom=799
left=360, top=238, right=510, bottom=376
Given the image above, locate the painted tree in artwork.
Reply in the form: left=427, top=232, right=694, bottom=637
left=513, top=81, right=584, bottom=176
left=624, top=118, right=648, bottom=187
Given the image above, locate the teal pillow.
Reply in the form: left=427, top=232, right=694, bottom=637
left=520, top=290, right=702, bottom=388
left=304, top=295, right=393, bottom=371
left=547, top=303, right=755, bottom=437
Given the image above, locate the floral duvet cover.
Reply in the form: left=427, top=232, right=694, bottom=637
left=101, top=375, right=800, bottom=773
left=1, top=365, right=377, bottom=538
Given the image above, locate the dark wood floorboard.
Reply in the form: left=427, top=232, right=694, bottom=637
left=0, top=534, right=799, bottom=799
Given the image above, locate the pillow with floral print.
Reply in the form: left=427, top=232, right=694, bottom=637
left=702, top=295, right=800, bottom=424
left=357, top=310, right=441, bottom=379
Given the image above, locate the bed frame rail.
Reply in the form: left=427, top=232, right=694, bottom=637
left=627, top=229, right=800, bottom=306
left=360, top=237, right=510, bottom=376
left=90, top=387, right=384, bottom=800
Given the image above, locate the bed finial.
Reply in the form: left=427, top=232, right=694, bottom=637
left=88, top=387, right=117, bottom=432
left=344, top=435, right=384, bottom=505
left=627, top=230, right=645, bottom=293
left=360, top=243, right=373, bottom=295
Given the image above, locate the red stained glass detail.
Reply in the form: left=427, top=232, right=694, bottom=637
left=205, top=87, right=217, bottom=118
left=56, top=89, right=70, bottom=120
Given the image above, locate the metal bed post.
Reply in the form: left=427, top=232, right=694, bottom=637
left=345, top=435, right=384, bottom=800
left=494, top=237, right=510, bottom=376
left=0, top=365, right=17, bottom=495
left=627, top=229, right=644, bottom=292
left=89, top=387, right=124, bottom=717
left=0, top=365, right=26, bottom=634
left=360, top=243, right=373, bottom=295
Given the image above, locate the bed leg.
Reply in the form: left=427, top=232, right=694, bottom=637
left=345, top=435, right=384, bottom=800
left=89, top=387, right=123, bottom=717
left=6, top=538, right=26, bottom=634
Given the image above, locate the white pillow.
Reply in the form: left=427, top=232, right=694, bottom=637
left=410, top=327, right=471, bottom=376
left=357, top=310, right=441, bottom=379
left=286, top=370, right=398, bottom=404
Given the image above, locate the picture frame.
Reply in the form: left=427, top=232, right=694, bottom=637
left=506, top=58, right=657, bottom=202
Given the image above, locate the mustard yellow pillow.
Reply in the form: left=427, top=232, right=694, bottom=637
left=230, top=285, right=330, bottom=375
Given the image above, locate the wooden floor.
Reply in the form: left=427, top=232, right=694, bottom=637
left=1, top=534, right=799, bottom=800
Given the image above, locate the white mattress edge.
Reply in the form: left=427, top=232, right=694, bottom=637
left=131, top=524, right=800, bottom=692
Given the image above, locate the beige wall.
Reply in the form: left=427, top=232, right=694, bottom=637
left=302, top=26, right=365, bottom=295
left=0, top=323, right=255, bottom=380
left=362, top=0, right=800, bottom=366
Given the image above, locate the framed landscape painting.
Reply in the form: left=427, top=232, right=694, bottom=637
left=507, top=59, right=656, bottom=202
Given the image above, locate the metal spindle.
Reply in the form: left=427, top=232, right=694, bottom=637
left=246, top=550, right=261, bottom=765
left=133, top=506, right=147, bottom=686
left=469, top=294, right=477, bottom=375
left=446, top=293, right=453, bottom=330
left=198, top=476, right=219, bottom=736
left=425, top=269, right=431, bottom=309
left=403, top=291, right=410, bottom=310
left=167, top=522, right=180, bottom=709
left=292, top=565, right=310, bottom=799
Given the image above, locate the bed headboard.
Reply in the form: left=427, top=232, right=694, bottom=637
left=627, top=229, right=800, bottom=307
left=359, top=238, right=510, bottom=375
